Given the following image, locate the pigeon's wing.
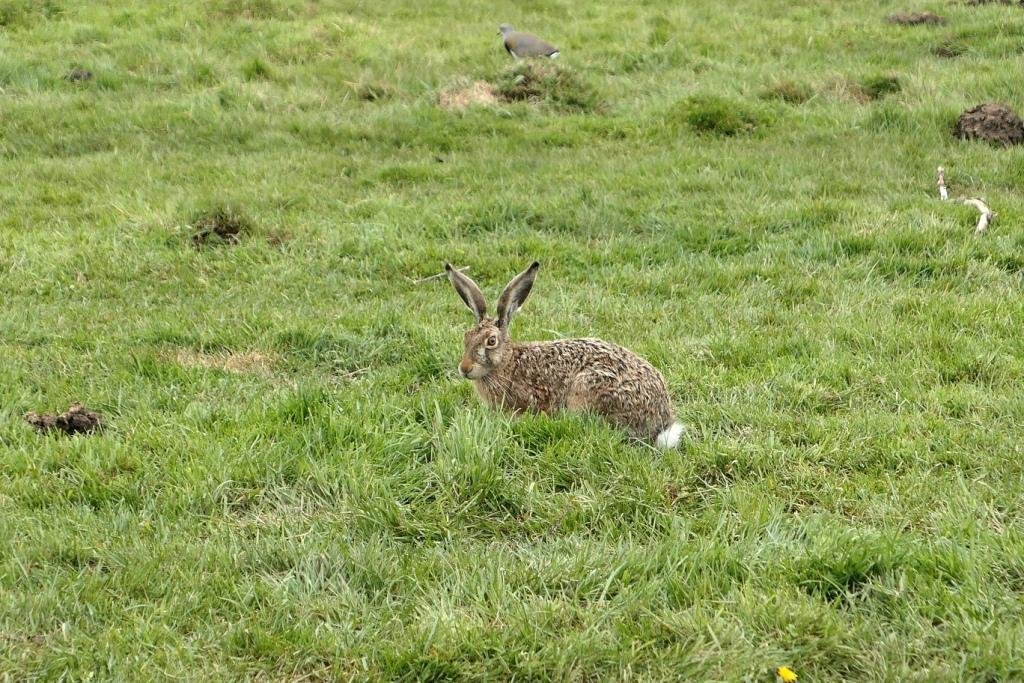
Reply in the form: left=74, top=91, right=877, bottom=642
left=506, top=31, right=558, bottom=58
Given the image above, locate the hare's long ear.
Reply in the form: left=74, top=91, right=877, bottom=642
left=446, top=264, right=487, bottom=321
left=496, top=261, right=540, bottom=330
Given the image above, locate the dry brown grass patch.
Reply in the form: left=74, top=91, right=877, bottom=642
left=438, top=80, right=498, bottom=110
left=175, top=349, right=277, bottom=374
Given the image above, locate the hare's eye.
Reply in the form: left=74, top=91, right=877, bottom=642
left=486, top=336, right=498, bottom=348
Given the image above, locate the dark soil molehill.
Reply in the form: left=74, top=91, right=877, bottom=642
left=65, top=68, right=93, bottom=82
left=887, top=11, right=946, bottom=24
left=954, top=103, right=1024, bottom=146
left=25, top=403, right=104, bottom=435
left=191, top=206, right=252, bottom=246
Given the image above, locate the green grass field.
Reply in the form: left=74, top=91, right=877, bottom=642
left=3, top=0, right=1024, bottom=679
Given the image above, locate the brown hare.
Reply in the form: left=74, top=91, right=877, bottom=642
left=446, top=262, right=683, bottom=448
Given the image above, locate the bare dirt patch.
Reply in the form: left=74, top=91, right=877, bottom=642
left=266, top=230, right=292, bottom=248
left=190, top=206, right=252, bottom=246
left=673, top=95, right=767, bottom=136
left=826, top=78, right=873, bottom=104
left=175, top=349, right=277, bottom=374
left=64, top=68, right=93, bottom=82
left=438, top=80, right=498, bottom=110
left=492, top=61, right=600, bottom=111
left=886, top=12, right=946, bottom=25
left=932, top=40, right=967, bottom=58
left=858, top=74, right=902, bottom=100
left=954, top=103, right=1024, bottom=146
left=439, top=63, right=600, bottom=113
left=356, top=81, right=394, bottom=102
left=760, top=80, right=813, bottom=104
left=25, top=403, right=104, bottom=436
left=826, top=75, right=901, bottom=103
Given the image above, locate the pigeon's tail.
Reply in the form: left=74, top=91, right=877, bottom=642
left=548, top=50, right=560, bottom=59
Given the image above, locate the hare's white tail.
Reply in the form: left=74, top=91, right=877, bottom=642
left=655, top=422, right=684, bottom=450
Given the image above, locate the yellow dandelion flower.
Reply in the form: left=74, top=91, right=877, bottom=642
left=777, top=666, right=798, bottom=682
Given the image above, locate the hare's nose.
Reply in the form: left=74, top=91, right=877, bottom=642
left=459, top=360, right=473, bottom=377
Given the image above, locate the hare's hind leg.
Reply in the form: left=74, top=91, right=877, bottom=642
left=564, top=381, right=594, bottom=414
left=565, top=375, right=648, bottom=440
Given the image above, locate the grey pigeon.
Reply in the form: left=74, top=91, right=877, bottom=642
left=498, top=24, right=559, bottom=59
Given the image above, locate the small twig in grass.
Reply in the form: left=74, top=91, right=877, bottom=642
left=935, top=165, right=995, bottom=235
left=322, top=367, right=369, bottom=387
left=411, top=266, right=469, bottom=285
left=962, top=198, right=995, bottom=235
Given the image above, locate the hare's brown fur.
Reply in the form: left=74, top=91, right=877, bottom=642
left=447, top=263, right=680, bottom=445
